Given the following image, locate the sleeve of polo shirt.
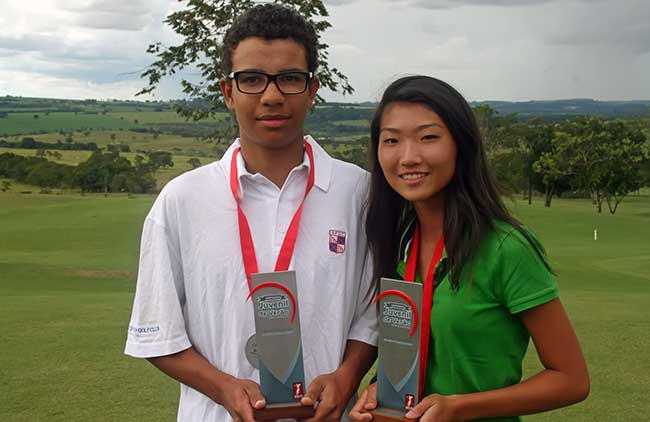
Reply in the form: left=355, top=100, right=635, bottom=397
left=495, top=228, right=559, bottom=315
left=124, top=216, right=191, bottom=358
left=347, top=248, right=379, bottom=346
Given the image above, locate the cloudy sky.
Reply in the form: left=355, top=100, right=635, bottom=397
left=0, top=0, right=648, bottom=102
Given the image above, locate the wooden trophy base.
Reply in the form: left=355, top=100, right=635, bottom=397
left=370, top=407, right=410, bottom=422
left=253, top=402, right=315, bottom=421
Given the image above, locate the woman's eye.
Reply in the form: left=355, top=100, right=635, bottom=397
left=422, top=134, right=440, bottom=141
left=382, top=138, right=398, bottom=144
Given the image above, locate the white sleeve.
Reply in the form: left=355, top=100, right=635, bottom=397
left=124, top=216, right=191, bottom=358
left=347, top=243, right=378, bottom=346
left=346, top=171, right=378, bottom=346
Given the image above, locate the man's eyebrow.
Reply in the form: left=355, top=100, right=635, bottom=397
left=235, top=68, right=264, bottom=73
left=278, top=68, right=306, bottom=72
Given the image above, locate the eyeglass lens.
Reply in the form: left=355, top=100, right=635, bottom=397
left=236, top=72, right=308, bottom=94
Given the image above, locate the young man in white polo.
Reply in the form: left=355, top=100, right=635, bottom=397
left=125, top=4, right=377, bottom=422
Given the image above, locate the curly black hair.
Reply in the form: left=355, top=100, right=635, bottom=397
left=222, top=4, right=319, bottom=76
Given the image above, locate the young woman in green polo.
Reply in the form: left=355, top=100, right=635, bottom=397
left=350, top=76, right=589, bottom=422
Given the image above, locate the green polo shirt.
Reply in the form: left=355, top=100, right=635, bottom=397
left=395, top=220, right=558, bottom=422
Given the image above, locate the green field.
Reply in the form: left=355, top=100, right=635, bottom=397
left=0, top=112, right=135, bottom=135
left=107, top=111, right=228, bottom=125
left=1, top=190, right=649, bottom=421
left=331, top=119, right=370, bottom=127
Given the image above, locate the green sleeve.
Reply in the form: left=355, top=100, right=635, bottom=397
left=495, top=228, right=559, bottom=314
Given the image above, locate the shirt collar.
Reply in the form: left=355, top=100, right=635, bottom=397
left=219, top=135, right=333, bottom=193
left=398, top=208, right=448, bottom=264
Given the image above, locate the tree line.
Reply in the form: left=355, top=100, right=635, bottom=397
left=0, top=150, right=173, bottom=194
left=316, top=107, right=649, bottom=215
left=0, top=137, right=100, bottom=151
left=477, top=107, right=649, bottom=214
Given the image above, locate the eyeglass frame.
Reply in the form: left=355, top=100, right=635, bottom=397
left=227, top=70, right=315, bottom=95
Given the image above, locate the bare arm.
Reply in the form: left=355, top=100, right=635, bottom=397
left=302, top=339, right=377, bottom=421
left=148, top=347, right=265, bottom=422
left=407, top=298, right=590, bottom=421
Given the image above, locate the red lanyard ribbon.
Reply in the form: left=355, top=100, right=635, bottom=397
left=403, top=224, right=445, bottom=397
left=229, top=139, right=315, bottom=291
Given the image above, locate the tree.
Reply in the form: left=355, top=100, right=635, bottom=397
left=107, top=143, right=131, bottom=153
left=1, top=180, right=10, bottom=192
left=473, top=104, right=518, bottom=158
left=138, top=0, right=353, bottom=124
left=551, top=117, right=646, bottom=213
left=20, top=137, right=37, bottom=149
left=25, top=161, right=74, bottom=188
left=74, top=151, right=132, bottom=194
left=187, top=158, right=202, bottom=169
left=532, top=139, right=572, bottom=208
left=517, top=123, right=555, bottom=204
left=146, top=151, right=174, bottom=173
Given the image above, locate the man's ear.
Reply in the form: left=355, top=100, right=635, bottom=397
left=307, top=76, right=320, bottom=109
left=220, top=78, right=235, bottom=110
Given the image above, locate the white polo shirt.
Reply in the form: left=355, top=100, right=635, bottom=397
left=125, top=136, right=378, bottom=422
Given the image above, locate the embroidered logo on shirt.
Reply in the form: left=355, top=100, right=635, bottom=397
left=128, top=325, right=160, bottom=337
left=328, top=229, right=346, bottom=254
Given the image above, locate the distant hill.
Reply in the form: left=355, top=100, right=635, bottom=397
left=2, top=95, right=649, bottom=120
left=472, top=99, right=650, bottom=119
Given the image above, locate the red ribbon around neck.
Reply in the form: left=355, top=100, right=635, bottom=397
left=229, top=139, right=315, bottom=291
left=403, top=224, right=445, bottom=397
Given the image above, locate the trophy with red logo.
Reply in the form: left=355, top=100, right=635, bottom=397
left=371, top=278, right=423, bottom=422
left=248, top=271, right=314, bottom=421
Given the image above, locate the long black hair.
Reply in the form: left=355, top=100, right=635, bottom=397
left=366, top=75, right=549, bottom=289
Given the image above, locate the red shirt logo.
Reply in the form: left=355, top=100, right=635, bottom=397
left=293, top=382, right=304, bottom=399
left=405, top=393, right=415, bottom=410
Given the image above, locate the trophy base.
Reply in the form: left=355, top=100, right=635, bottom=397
left=253, top=402, right=315, bottom=421
left=371, top=407, right=411, bottom=422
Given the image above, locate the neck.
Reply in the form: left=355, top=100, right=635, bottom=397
left=239, top=138, right=305, bottom=188
left=413, top=193, right=445, bottom=245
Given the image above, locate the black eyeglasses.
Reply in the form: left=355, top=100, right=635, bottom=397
left=228, top=71, right=314, bottom=95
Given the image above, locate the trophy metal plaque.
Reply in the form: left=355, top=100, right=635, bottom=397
left=371, top=278, right=423, bottom=422
left=249, top=271, right=314, bottom=420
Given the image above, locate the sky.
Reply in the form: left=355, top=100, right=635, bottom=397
left=0, top=0, right=648, bottom=102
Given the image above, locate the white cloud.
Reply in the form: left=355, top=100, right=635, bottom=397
left=329, top=44, right=365, bottom=57
left=0, top=0, right=648, bottom=102
left=401, top=0, right=555, bottom=9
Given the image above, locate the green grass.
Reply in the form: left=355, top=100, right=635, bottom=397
left=0, top=193, right=179, bottom=421
left=0, top=112, right=135, bottom=135
left=331, top=119, right=370, bottom=127
left=0, top=110, right=228, bottom=138
left=1, top=191, right=649, bottom=421
left=513, top=194, right=650, bottom=421
left=108, top=111, right=228, bottom=125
